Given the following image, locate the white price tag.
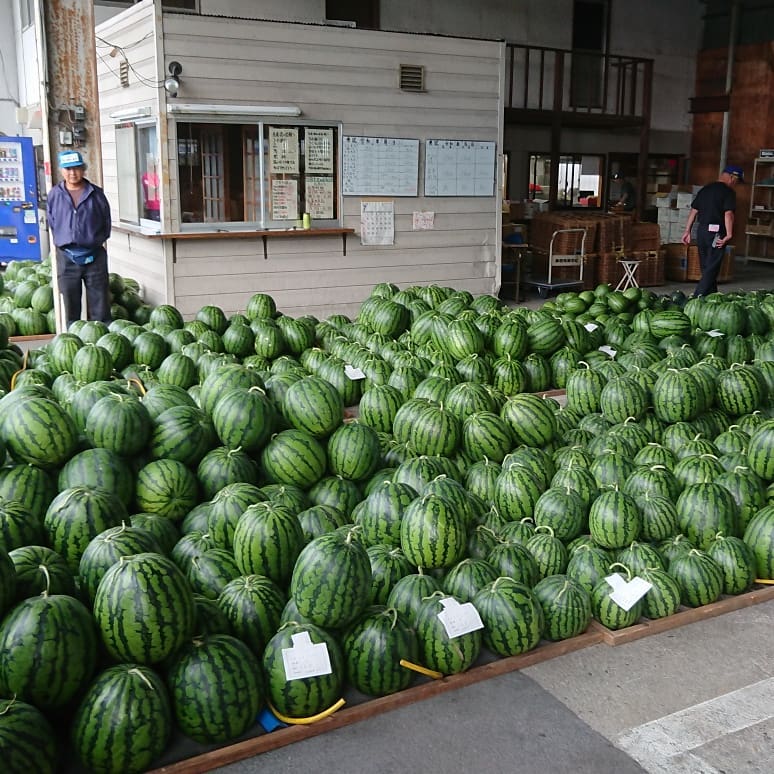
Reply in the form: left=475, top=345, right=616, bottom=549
left=281, top=631, right=332, bottom=680
left=598, top=345, right=617, bottom=358
left=707, top=329, right=725, bottom=338
left=605, top=574, right=652, bottom=612
left=344, top=364, right=366, bottom=380
left=584, top=322, right=599, bottom=332
left=437, top=597, right=484, bottom=639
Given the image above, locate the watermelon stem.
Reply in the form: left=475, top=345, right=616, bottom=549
left=127, top=667, right=155, bottom=691
left=39, top=563, right=51, bottom=597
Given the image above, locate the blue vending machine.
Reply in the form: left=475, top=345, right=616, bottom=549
left=0, top=136, right=41, bottom=263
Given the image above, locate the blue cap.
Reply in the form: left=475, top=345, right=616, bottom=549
left=723, top=164, right=745, bottom=182
left=59, top=150, right=85, bottom=168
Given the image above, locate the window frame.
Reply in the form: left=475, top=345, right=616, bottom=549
left=171, top=118, right=343, bottom=232
left=114, top=119, right=162, bottom=232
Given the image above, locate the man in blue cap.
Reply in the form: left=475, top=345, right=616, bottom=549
left=681, top=164, right=744, bottom=296
left=46, top=150, right=112, bottom=328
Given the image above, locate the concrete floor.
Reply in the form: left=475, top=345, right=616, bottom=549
left=210, top=258, right=774, bottom=774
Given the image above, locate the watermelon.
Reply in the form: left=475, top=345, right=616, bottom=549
left=367, top=544, right=415, bottom=605
left=232, top=501, right=305, bottom=587
left=217, top=574, right=286, bottom=653
left=187, top=548, right=242, bottom=600
left=472, top=577, right=544, bottom=657
left=707, top=533, right=756, bottom=595
left=675, top=483, right=740, bottom=550
left=588, top=490, right=642, bottom=549
left=92, top=552, right=196, bottom=664
left=590, top=571, right=643, bottom=630
left=212, top=386, right=275, bottom=453
left=130, top=513, right=180, bottom=555
left=166, top=634, right=263, bottom=743
left=282, top=375, right=345, bottom=439
left=743, top=505, right=774, bottom=579
left=532, top=574, right=592, bottom=641
left=290, top=528, right=372, bottom=629
left=327, top=422, right=381, bottom=482
left=263, top=621, right=344, bottom=719
left=0, top=497, right=46, bottom=552
left=261, top=429, right=327, bottom=489
left=747, top=420, right=774, bottom=481
left=3, top=396, right=78, bottom=468
left=135, top=459, right=200, bottom=521
left=71, top=342, right=114, bottom=382
left=414, top=592, right=482, bottom=674
left=342, top=606, right=418, bottom=696
left=85, top=392, right=152, bottom=457
left=639, top=567, right=682, bottom=619
left=149, top=405, right=216, bottom=467
left=358, top=383, right=405, bottom=434
left=297, top=504, right=349, bottom=542
left=385, top=571, right=444, bottom=626
left=500, top=393, right=557, bottom=447
left=487, top=541, right=539, bottom=587
left=0, top=697, right=57, bottom=774
left=58, top=447, right=135, bottom=508
left=206, top=481, right=266, bottom=550
left=197, top=446, right=260, bottom=499
left=71, top=664, right=172, bottom=774
left=668, top=548, right=724, bottom=607
left=0, top=594, right=97, bottom=709
left=400, top=493, right=467, bottom=570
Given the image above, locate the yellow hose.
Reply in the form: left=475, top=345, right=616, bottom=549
left=267, top=697, right=346, bottom=725
left=399, top=659, right=443, bottom=679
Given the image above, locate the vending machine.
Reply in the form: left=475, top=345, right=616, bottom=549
left=0, top=136, right=41, bottom=263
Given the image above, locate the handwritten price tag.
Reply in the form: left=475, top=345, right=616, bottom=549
left=605, top=574, right=652, bottom=612
left=281, top=631, right=332, bottom=680
left=344, top=364, right=366, bottom=380
left=437, top=597, right=484, bottom=639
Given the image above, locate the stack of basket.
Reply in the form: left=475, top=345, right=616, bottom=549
left=629, top=222, right=665, bottom=287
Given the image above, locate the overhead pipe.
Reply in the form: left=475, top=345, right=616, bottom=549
left=718, top=0, right=741, bottom=173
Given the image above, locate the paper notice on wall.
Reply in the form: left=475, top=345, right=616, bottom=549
left=361, top=200, right=394, bottom=246
left=305, top=128, right=334, bottom=174
left=413, top=211, right=435, bottom=230
left=305, top=176, right=334, bottom=219
left=269, top=126, right=300, bottom=174
left=270, top=178, right=299, bottom=221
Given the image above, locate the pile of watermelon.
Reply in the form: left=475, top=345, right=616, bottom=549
left=1, top=281, right=774, bottom=773
left=0, top=259, right=153, bottom=336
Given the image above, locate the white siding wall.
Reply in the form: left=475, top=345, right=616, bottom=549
left=99, top=6, right=503, bottom=320
left=96, top=1, right=169, bottom=303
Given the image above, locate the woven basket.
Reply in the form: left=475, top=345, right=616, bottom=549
left=630, top=222, right=661, bottom=252
left=597, top=252, right=624, bottom=287
left=686, top=245, right=735, bottom=283
left=633, top=249, right=665, bottom=287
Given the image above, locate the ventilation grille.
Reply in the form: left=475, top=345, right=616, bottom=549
left=119, top=60, right=130, bottom=88
left=399, top=64, right=425, bottom=92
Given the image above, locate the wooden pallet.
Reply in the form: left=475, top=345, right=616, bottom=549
left=589, top=583, right=774, bottom=647
left=147, top=630, right=603, bottom=774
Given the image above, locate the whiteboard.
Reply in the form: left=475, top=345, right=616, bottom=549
left=342, top=135, right=419, bottom=197
left=424, top=139, right=496, bottom=197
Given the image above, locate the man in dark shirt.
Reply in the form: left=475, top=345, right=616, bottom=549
left=46, top=150, right=112, bottom=328
left=613, top=173, right=636, bottom=212
left=682, top=165, right=743, bottom=296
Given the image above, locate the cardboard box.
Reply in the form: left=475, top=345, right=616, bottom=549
left=676, top=191, right=694, bottom=208
left=655, top=195, right=673, bottom=208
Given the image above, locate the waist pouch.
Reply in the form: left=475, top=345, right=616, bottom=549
left=63, top=245, right=95, bottom=265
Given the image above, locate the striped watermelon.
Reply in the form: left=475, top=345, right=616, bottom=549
left=533, top=486, right=587, bottom=542
left=327, top=422, right=381, bottom=482
left=71, top=342, right=114, bottom=382
left=261, top=429, right=327, bottom=489
left=79, top=523, right=161, bottom=602
left=0, top=497, right=46, bottom=552
left=565, top=544, right=611, bottom=594
left=232, top=501, right=305, bottom=586
left=10, top=545, right=77, bottom=600
left=135, top=459, right=200, bottom=521
left=588, top=490, right=642, bottom=549
left=443, top=558, right=499, bottom=603
left=130, top=513, right=180, bottom=555
left=668, top=548, right=724, bottom=607
left=149, top=405, right=216, bottom=467
left=187, top=548, right=242, bottom=600
left=0, top=594, right=97, bottom=709
left=367, top=545, right=415, bottom=605
left=385, top=571, right=443, bottom=626
left=0, top=697, right=57, bottom=774
left=406, top=403, right=462, bottom=458
left=707, top=533, right=756, bottom=595
left=212, top=386, right=275, bottom=453
left=500, top=393, right=557, bottom=447
left=3, top=396, right=78, bottom=468
left=675, top=483, right=740, bottom=550
left=462, top=411, right=514, bottom=464
left=342, top=606, right=418, bottom=696
left=71, top=664, right=172, bottom=774
left=652, top=368, right=702, bottom=423
left=639, top=566, right=682, bottom=619
left=85, top=392, right=152, bottom=457
left=742, top=503, right=774, bottom=579
left=473, top=577, right=544, bottom=657
left=199, top=364, right=264, bottom=416
left=487, top=541, right=539, bottom=587
left=493, top=464, right=543, bottom=523
left=716, top=364, right=766, bottom=416
left=263, top=621, right=344, bottom=718
left=747, top=420, right=774, bottom=481
left=290, top=528, right=372, bottom=628
left=92, top=552, right=196, bottom=664
left=43, top=486, right=128, bottom=573
left=282, top=375, right=345, bottom=439
left=166, top=634, right=263, bottom=743
left=414, top=592, right=482, bottom=674
left=197, top=446, right=261, bottom=499
left=217, top=574, right=286, bottom=653
left=206, top=482, right=265, bottom=550
left=400, top=493, right=467, bottom=570
left=358, top=383, right=405, bottom=434
left=297, top=504, right=348, bottom=542
left=591, top=571, right=643, bottom=630
left=532, top=574, right=592, bottom=641
left=58, top=447, right=135, bottom=508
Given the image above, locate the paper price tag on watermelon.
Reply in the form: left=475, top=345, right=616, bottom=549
left=584, top=322, right=599, bottom=331
left=598, top=344, right=617, bottom=358
left=437, top=597, right=484, bottom=638
left=344, top=364, right=366, bottom=380
left=707, top=329, right=725, bottom=338
left=605, top=574, right=652, bottom=611
left=282, top=631, right=332, bottom=680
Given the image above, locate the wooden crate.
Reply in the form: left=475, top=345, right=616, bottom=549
left=664, top=242, right=690, bottom=281
left=663, top=243, right=735, bottom=283
left=630, top=222, right=661, bottom=252
left=633, top=249, right=666, bottom=287
left=596, top=252, right=624, bottom=287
